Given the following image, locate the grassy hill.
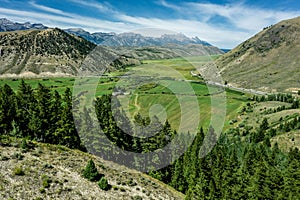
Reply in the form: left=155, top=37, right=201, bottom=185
left=0, top=137, right=184, bottom=200
left=108, top=44, right=223, bottom=61
left=215, top=16, right=300, bottom=93
left=0, top=28, right=97, bottom=76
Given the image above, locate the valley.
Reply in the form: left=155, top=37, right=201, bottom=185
left=0, top=15, right=299, bottom=200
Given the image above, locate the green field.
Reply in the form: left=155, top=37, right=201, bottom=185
left=1, top=55, right=298, bottom=150
left=0, top=56, right=250, bottom=132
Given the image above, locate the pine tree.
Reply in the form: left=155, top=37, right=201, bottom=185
left=0, top=84, right=16, bottom=134
left=55, top=88, right=82, bottom=149
left=98, top=177, right=109, bottom=190
left=32, top=83, right=52, bottom=142
left=83, top=159, right=101, bottom=182
left=16, top=80, right=36, bottom=138
left=283, top=149, right=300, bottom=198
left=248, top=161, right=272, bottom=199
left=170, top=156, right=187, bottom=193
left=49, top=90, right=62, bottom=143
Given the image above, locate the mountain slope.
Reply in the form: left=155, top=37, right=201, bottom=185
left=0, top=138, right=184, bottom=199
left=107, top=44, right=223, bottom=61
left=0, top=18, right=47, bottom=32
left=0, top=27, right=221, bottom=77
left=216, top=16, right=300, bottom=92
left=0, top=28, right=97, bottom=76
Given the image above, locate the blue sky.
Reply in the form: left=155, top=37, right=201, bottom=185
left=0, top=0, right=300, bottom=48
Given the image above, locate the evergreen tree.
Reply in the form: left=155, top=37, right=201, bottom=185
left=0, top=84, right=16, bottom=134
left=16, top=80, right=36, bottom=138
left=283, top=149, right=300, bottom=198
left=98, top=177, right=109, bottom=190
left=170, top=156, right=187, bottom=193
left=32, top=83, right=52, bottom=142
left=55, top=88, right=82, bottom=149
left=83, top=159, right=101, bottom=182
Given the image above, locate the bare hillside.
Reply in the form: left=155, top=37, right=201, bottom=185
left=216, top=17, right=300, bottom=93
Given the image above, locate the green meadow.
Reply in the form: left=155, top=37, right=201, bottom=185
left=0, top=56, right=250, bottom=132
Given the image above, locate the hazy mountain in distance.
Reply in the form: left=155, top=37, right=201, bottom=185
left=101, top=32, right=212, bottom=46
left=216, top=16, right=300, bottom=93
left=0, top=18, right=47, bottom=32
left=65, top=28, right=212, bottom=47
left=64, top=28, right=116, bottom=45
left=0, top=18, right=216, bottom=47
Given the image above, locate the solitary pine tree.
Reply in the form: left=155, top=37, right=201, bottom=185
left=98, top=177, right=109, bottom=191
left=83, top=159, right=101, bottom=182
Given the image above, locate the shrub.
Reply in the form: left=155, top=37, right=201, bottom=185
left=41, top=174, right=52, bottom=188
left=83, top=159, right=100, bottom=182
left=12, top=152, right=24, bottom=160
left=13, top=166, right=25, bottom=176
left=21, top=138, right=28, bottom=151
left=39, top=187, right=46, bottom=193
left=98, top=177, right=109, bottom=191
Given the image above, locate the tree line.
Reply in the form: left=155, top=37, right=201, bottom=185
left=0, top=81, right=84, bottom=150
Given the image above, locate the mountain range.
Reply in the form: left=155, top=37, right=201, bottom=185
left=0, top=18, right=213, bottom=47
left=0, top=18, right=47, bottom=32
left=64, top=28, right=212, bottom=47
left=0, top=18, right=223, bottom=77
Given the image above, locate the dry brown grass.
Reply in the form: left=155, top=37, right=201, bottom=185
left=0, top=138, right=184, bottom=200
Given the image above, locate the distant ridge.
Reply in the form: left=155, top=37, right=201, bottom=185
left=64, top=28, right=116, bottom=45
left=65, top=28, right=212, bottom=46
left=100, top=32, right=212, bottom=47
left=0, top=18, right=217, bottom=48
left=0, top=18, right=47, bottom=32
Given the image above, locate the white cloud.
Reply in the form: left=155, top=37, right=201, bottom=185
left=0, top=7, right=133, bottom=33
left=156, top=0, right=181, bottom=11
left=187, top=2, right=300, bottom=31
left=67, top=0, right=119, bottom=15
left=154, top=1, right=300, bottom=47
left=117, top=14, right=251, bottom=47
left=29, top=1, right=67, bottom=16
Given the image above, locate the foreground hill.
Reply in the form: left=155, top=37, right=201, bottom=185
left=216, top=17, right=300, bottom=93
left=0, top=137, right=184, bottom=200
